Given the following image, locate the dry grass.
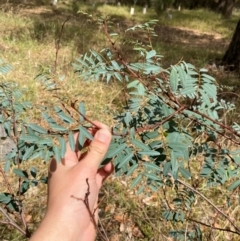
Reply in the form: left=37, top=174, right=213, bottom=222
left=0, top=1, right=240, bottom=240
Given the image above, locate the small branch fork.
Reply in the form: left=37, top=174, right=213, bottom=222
left=177, top=178, right=240, bottom=234
left=0, top=206, right=25, bottom=234
left=71, top=179, right=109, bottom=241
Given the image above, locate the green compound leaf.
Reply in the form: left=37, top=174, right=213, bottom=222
left=200, top=165, right=212, bottom=176
left=54, top=106, right=74, bottom=124
left=59, top=137, right=66, bottom=158
left=20, top=180, right=30, bottom=195
left=42, top=112, right=56, bottom=124
left=106, top=142, right=127, bottom=158
left=143, top=162, right=161, bottom=172
left=124, top=111, right=132, bottom=126
left=149, top=185, right=158, bottom=192
left=44, top=150, right=53, bottom=163
left=171, top=150, right=178, bottom=179
left=4, top=160, right=11, bottom=173
left=142, top=131, right=159, bottom=141
left=163, top=210, right=174, bottom=221
left=20, top=135, right=40, bottom=143
left=79, top=102, right=86, bottom=122
left=179, top=167, right=191, bottom=179
left=38, top=138, right=53, bottom=146
left=177, top=65, right=187, bottom=87
left=0, top=62, right=12, bottom=75
left=137, top=186, right=144, bottom=195
left=30, top=167, right=37, bottom=178
left=111, top=60, right=120, bottom=70
left=170, top=67, right=178, bottom=92
left=22, top=146, right=35, bottom=161
left=78, top=129, right=85, bottom=148
left=200, top=68, right=208, bottom=73
left=53, top=145, right=61, bottom=163
left=228, top=179, right=240, bottom=191
left=13, top=168, right=28, bottom=179
left=146, top=50, right=156, bottom=59
left=28, top=124, right=47, bottom=134
left=138, top=150, right=160, bottom=156
left=145, top=173, right=162, bottom=182
left=50, top=123, right=67, bottom=132
left=0, top=193, right=12, bottom=204
left=68, top=131, right=75, bottom=152
left=126, top=163, right=138, bottom=176
left=137, top=83, right=145, bottom=95
left=163, top=161, right=171, bottom=177
left=201, top=73, right=215, bottom=81
left=29, top=151, right=43, bottom=161
left=127, top=79, right=139, bottom=89
left=131, top=138, right=150, bottom=150
left=118, top=151, right=134, bottom=168
left=130, top=174, right=143, bottom=188
left=79, top=126, right=93, bottom=140
left=4, top=121, right=11, bottom=136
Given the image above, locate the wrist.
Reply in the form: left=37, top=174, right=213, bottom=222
left=30, top=211, right=85, bottom=241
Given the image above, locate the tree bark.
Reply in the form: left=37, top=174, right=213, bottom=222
left=218, top=0, right=235, bottom=18
left=222, top=19, right=240, bottom=72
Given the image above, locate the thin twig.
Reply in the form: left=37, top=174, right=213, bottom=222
left=0, top=207, right=25, bottom=235
left=10, top=92, right=28, bottom=234
left=177, top=178, right=240, bottom=234
left=69, top=102, right=100, bottom=130
left=188, top=217, right=240, bottom=235
left=71, top=179, right=109, bottom=241
left=54, top=17, right=71, bottom=75
left=0, top=94, right=27, bottom=233
left=98, top=216, right=109, bottom=241
left=217, top=92, right=240, bottom=98
left=0, top=165, right=14, bottom=195
left=139, top=206, right=169, bottom=240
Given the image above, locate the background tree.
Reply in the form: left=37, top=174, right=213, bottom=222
left=160, top=0, right=238, bottom=18
left=222, top=19, right=240, bottom=71
left=217, top=0, right=236, bottom=18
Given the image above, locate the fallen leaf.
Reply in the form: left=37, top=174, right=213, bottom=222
left=105, top=203, right=116, bottom=214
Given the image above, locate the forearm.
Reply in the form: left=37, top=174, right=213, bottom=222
left=30, top=210, right=97, bottom=241
left=30, top=215, right=82, bottom=241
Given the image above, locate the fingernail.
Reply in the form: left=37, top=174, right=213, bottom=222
left=95, top=129, right=110, bottom=143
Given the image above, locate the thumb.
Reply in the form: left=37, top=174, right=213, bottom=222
left=80, top=128, right=112, bottom=170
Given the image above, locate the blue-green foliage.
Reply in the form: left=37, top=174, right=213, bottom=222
left=1, top=19, right=240, bottom=239
left=0, top=62, right=92, bottom=215
left=73, top=20, right=240, bottom=238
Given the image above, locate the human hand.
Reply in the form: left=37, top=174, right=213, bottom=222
left=30, top=121, right=113, bottom=241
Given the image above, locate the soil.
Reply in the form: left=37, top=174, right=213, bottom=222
left=4, top=3, right=229, bottom=55
left=154, top=25, right=229, bottom=50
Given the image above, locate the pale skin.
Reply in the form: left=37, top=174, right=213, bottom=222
left=30, top=121, right=113, bottom=241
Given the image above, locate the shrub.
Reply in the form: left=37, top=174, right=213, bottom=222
left=1, top=18, right=240, bottom=240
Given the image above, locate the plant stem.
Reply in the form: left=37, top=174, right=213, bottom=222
left=0, top=206, right=25, bottom=235
left=177, top=178, right=240, bottom=234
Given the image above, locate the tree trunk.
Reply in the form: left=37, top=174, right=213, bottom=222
left=222, top=19, right=240, bottom=72
left=218, top=0, right=235, bottom=18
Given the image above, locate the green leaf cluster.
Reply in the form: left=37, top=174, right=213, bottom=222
left=72, top=19, right=240, bottom=239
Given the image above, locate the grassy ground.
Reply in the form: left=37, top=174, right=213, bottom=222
left=0, top=1, right=240, bottom=240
